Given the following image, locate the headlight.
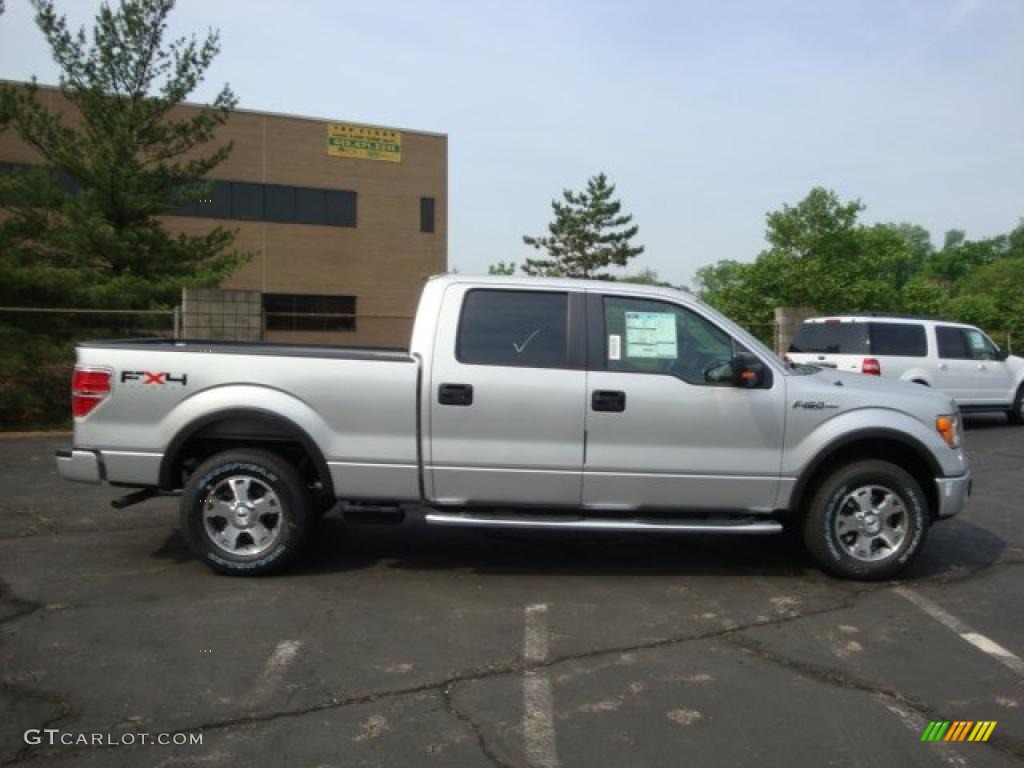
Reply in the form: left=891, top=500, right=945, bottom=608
left=935, top=413, right=961, bottom=449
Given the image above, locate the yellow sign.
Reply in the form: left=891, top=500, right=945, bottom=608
left=326, top=123, right=402, bottom=163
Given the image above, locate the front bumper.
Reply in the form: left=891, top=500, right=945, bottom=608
left=55, top=449, right=102, bottom=484
left=934, top=472, right=971, bottom=519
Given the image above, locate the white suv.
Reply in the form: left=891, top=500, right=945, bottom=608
left=788, top=314, right=1024, bottom=424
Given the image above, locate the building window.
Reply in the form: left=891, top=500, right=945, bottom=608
left=264, top=184, right=296, bottom=223
left=173, top=180, right=357, bottom=228
left=420, top=196, right=435, bottom=233
left=263, top=293, right=357, bottom=332
left=326, top=190, right=357, bottom=227
left=231, top=182, right=264, bottom=220
left=1, top=164, right=360, bottom=229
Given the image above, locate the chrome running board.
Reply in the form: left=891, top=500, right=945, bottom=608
left=424, top=512, right=783, bottom=534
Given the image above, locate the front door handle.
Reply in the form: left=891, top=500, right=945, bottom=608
left=438, top=383, right=473, bottom=406
left=592, top=389, right=626, bottom=412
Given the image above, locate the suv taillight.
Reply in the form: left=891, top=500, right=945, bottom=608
left=862, top=357, right=882, bottom=376
left=71, top=366, right=112, bottom=419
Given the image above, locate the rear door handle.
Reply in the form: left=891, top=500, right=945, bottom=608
left=592, top=389, right=626, bottom=412
left=438, top=383, right=473, bottom=406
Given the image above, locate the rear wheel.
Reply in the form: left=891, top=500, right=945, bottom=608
left=803, top=460, right=928, bottom=580
left=181, top=449, right=313, bottom=576
left=1008, top=385, right=1024, bottom=426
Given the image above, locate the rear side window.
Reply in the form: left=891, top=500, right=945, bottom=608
left=936, top=326, right=969, bottom=359
left=789, top=323, right=868, bottom=354
left=868, top=323, right=927, bottom=357
left=457, top=289, right=568, bottom=368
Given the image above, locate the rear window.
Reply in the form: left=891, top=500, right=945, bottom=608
left=868, top=323, right=927, bottom=357
left=456, top=289, right=569, bottom=368
left=789, top=322, right=868, bottom=354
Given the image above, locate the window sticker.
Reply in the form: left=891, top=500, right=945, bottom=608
left=608, top=334, right=622, bottom=360
left=625, top=312, right=677, bottom=358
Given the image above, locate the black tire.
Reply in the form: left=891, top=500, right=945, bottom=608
left=803, top=459, right=928, bottom=581
left=181, top=449, right=313, bottom=576
left=1008, top=385, right=1024, bottom=426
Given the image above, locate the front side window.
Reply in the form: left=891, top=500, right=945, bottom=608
left=602, top=296, right=737, bottom=385
left=457, top=290, right=568, bottom=368
left=964, top=328, right=1000, bottom=361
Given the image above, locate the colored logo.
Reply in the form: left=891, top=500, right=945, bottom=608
left=921, top=721, right=996, bottom=742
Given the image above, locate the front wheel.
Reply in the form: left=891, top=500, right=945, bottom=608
left=181, top=449, right=313, bottom=576
left=803, top=460, right=929, bottom=580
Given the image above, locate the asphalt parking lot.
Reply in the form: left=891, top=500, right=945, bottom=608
left=1, top=419, right=1023, bottom=767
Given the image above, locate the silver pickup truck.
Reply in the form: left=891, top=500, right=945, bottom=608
left=57, top=275, right=971, bottom=579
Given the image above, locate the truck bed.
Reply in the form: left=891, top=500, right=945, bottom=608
left=78, top=338, right=414, bottom=363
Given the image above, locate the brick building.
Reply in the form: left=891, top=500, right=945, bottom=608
left=0, top=82, right=448, bottom=347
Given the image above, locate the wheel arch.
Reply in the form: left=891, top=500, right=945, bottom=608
left=788, top=429, right=941, bottom=520
left=159, top=407, right=334, bottom=499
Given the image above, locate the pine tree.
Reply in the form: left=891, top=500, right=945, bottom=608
left=522, top=172, right=644, bottom=279
left=0, top=0, right=247, bottom=309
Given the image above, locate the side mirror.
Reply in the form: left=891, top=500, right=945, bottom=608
left=995, top=346, right=1010, bottom=361
left=733, top=351, right=767, bottom=388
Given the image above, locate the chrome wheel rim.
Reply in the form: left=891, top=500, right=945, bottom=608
left=202, top=475, right=284, bottom=557
left=833, top=484, right=908, bottom=562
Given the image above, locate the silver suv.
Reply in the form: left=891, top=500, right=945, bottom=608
left=788, top=314, right=1024, bottom=424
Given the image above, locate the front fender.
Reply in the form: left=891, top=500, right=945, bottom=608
left=784, top=407, right=967, bottom=480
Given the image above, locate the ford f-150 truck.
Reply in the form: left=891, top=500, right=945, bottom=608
left=56, top=275, right=971, bottom=579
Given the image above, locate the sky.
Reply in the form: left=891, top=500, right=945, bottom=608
left=1, top=0, right=1022, bottom=287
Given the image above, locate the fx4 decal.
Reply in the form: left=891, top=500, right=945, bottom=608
left=121, top=371, right=188, bottom=386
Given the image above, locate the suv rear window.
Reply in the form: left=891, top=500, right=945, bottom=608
left=789, top=323, right=868, bottom=354
left=868, top=322, right=927, bottom=357
left=790, top=321, right=927, bottom=357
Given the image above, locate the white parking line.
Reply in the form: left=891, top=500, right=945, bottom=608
left=524, top=604, right=559, bottom=768
left=247, top=639, right=303, bottom=707
left=894, top=587, right=1024, bottom=677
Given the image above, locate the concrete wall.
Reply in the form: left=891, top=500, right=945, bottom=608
left=774, top=307, right=818, bottom=355
left=182, top=288, right=262, bottom=341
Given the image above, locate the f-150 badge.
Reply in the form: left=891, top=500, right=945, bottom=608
left=792, top=400, right=838, bottom=410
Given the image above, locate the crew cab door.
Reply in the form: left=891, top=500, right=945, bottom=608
left=583, top=292, right=785, bottom=511
left=427, top=285, right=587, bottom=505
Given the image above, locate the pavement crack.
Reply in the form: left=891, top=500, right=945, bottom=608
left=441, top=682, right=516, bottom=768
left=0, top=579, right=42, bottom=626
left=0, top=681, right=75, bottom=767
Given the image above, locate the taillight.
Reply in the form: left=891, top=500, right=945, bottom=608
left=862, top=358, right=882, bottom=376
left=71, top=366, right=112, bottom=419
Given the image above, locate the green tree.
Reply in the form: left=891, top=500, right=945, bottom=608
left=696, top=188, right=920, bottom=324
left=0, top=0, right=247, bottom=309
left=617, top=268, right=677, bottom=287
left=522, top=172, right=643, bottom=278
left=487, top=260, right=516, bottom=275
